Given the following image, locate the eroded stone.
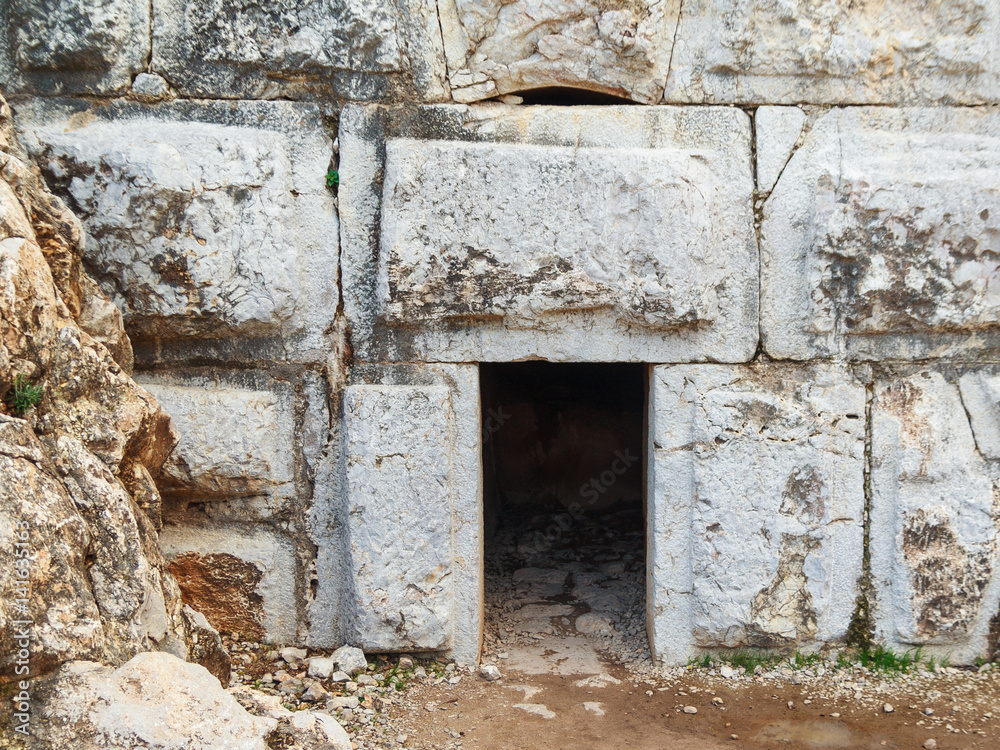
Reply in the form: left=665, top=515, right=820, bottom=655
left=871, top=368, right=1000, bottom=662
left=666, top=0, right=1000, bottom=104
left=161, top=526, right=299, bottom=643
left=0, top=0, right=149, bottom=95
left=16, top=99, right=338, bottom=353
left=648, top=363, right=866, bottom=664
left=341, top=104, right=757, bottom=363
left=439, top=0, right=681, bottom=103
left=761, top=107, right=1000, bottom=360
left=138, top=375, right=295, bottom=502
left=151, top=0, right=447, bottom=100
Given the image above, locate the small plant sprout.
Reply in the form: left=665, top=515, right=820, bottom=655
left=5, top=374, right=43, bottom=417
left=326, top=168, right=339, bottom=188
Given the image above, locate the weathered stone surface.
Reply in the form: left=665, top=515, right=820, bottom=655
left=341, top=104, right=757, bottom=363
left=0, top=95, right=194, bottom=684
left=761, top=107, right=1000, bottom=361
left=439, top=0, right=681, bottom=103
left=151, top=0, right=448, bottom=100
left=311, top=364, right=482, bottom=660
left=755, top=106, right=805, bottom=195
left=182, top=605, right=232, bottom=687
left=0, top=0, right=149, bottom=95
left=16, top=99, right=339, bottom=354
left=871, top=368, right=1000, bottom=663
left=665, top=0, right=1000, bottom=104
left=139, top=376, right=295, bottom=502
left=267, top=710, right=352, bottom=750
left=331, top=645, right=368, bottom=676
left=161, top=525, right=299, bottom=643
left=648, top=364, right=866, bottom=664
left=959, top=371, right=1000, bottom=461
left=343, top=385, right=454, bottom=651
left=31, top=652, right=275, bottom=749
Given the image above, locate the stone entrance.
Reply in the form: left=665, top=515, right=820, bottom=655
left=480, top=363, right=646, bottom=653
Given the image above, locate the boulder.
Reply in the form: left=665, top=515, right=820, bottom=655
left=31, top=652, right=275, bottom=749
left=332, top=645, right=368, bottom=677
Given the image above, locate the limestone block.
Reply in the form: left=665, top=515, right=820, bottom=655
left=32, top=653, right=275, bottom=749
left=761, top=107, right=1000, bottom=360
left=754, top=106, right=805, bottom=195
left=16, top=99, right=338, bottom=352
left=0, top=0, right=149, bottom=95
left=438, top=0, right=682, bottom=103
left=332, top=364, right=482, bottom=660
left=137, top=375, right=295, bottom=502
left=871, top=368, right=1000, bottom=662
left=665, top=0, right=1000, bottom=104
left=341, top=104, right=757, bottom=363
left=648, top=364, right=866, bottom=664
left=160, top=525, right=298, bottom=643
left=151, top=0, right=448, bottom=100
left=342, top=386, right=452, bottom=652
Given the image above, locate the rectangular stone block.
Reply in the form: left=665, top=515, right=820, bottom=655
left=871, top=367, right=1000, bottom=663
left=340, top=366, right=482, bottom=659
left=761, top=107, right=1000, bottom=361
left=648, top=364, right=866, bottom=664
left=160, top=525, right=299, bottom=643
left=665, top=0, right=1000, bottom=104
left=16, top=99, right=338, bottom=355
left=341, top=104, right=757, bottom=363
left=151, top=0, right=447, bottom=100
left=0, top=0, right=149, bottom=95
left=137, top=373, right=296, bottom=506
left=439, top=0, right=681, bottom=103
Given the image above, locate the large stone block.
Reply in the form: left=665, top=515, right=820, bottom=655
left=0, top=0, right=149, bottom=95
left=151, top=0, right=448, bottom=100
left=665, top=0, right=1000, bottom=104
left=331, top=364, right=482, bottom=660
left=761, top=107, right=1000, bottom=361
left=16, top=99, right=338, bottom=354
left=871, top=368, right=1000, bottom=663
left=438, top=0, right=681, bottom=103
left=341, top=104, right=757, bottom=363
left=137, top=374, right=296, bottom=506
left=160, top=525, right=299, bottom=643
left=648, top=364, right=866, bottom=664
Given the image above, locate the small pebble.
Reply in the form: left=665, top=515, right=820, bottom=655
left=883, top=703, right=894, bottom=714
left=923, top=740, right=937, bottom=749
left=683, top=706, right=697, bottom=714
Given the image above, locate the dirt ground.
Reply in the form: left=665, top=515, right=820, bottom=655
left=383, top=657, right=1000, bottom=750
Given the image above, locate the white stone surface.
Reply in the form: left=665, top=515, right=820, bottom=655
left=159, top=525, right=298, bottom=643
left=761, top=107, right=1000, bottom=361
left=0, top=0, right=149, bottom=95
left=152, top=0, right=447, bottom=100
left=139, top=377, right=295, bottom=500
left=959, top=371, right=1000, bottom=460
left=648, top=364, right=866, bottom=664
left=341, top=104, right=757, bottom=363
left=755, top=106, right=805, bottom=194
left=438, top=0, right=681, bottom=103
left=342, top=385, right=454, bottom=652
left=665, top=0, right=1000, bottom=104
left=33, top=653, right=274, bottom=749
left=16, top=99, right=338, bottom=350
left=331, top=645, right=368, bottom=676
left=330, top=364, right=482, bottom=662
left=871, top=369, right=1000, bottom=663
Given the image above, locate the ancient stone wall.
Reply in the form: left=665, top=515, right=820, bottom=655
left=4, top=0, right=1000, bottom=665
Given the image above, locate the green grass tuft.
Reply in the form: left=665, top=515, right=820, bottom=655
left=4, top=374, right=42, bottom=417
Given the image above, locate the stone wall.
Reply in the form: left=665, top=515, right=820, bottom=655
left=4, top=0, right=1000, bottom=665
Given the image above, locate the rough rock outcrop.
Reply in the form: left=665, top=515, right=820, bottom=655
left=0, top=90, right=226, bottom=705
left=29, top=653, right=272, bottom=750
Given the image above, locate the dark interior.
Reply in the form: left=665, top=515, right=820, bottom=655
left=480, top=362, right=646, bottom=539
left=509, top=86, right=639, bottom=106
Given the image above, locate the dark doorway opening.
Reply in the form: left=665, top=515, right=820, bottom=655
left=480, top=362, right=648, bottom=664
